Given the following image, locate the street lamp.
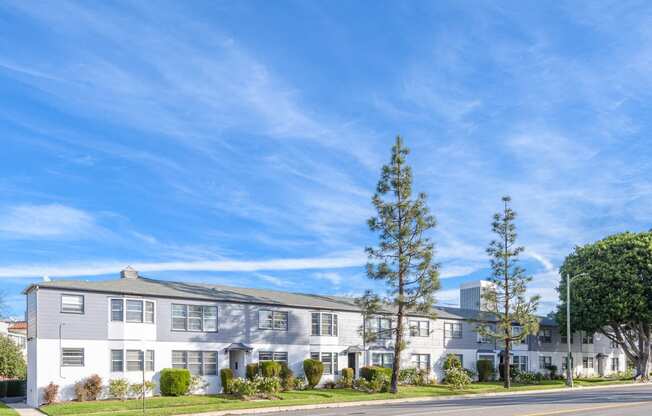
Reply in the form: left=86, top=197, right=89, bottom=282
left=565, top=272, right=588, bottom=388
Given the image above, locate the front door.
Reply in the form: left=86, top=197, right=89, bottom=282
left=229, top=350, right=246, bottom=378
left=348, top=353, right=357, bottom=373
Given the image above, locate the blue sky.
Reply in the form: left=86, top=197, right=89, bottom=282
left=1, top=1, right=651, bottom=318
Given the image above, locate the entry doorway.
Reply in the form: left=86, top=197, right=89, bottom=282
left=347, top=352, right=358, bottom=375
left=230, top=350, right=246, bottom=378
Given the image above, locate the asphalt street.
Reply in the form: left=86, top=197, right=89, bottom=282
left=251, top=384, right=652, bottom=416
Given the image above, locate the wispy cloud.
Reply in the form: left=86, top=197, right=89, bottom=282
left=0, top=204, right=98, bottom=239
left=313, top=271, right=343, bottom=286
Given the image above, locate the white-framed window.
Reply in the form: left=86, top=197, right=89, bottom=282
left=368, top=317, right=392, bottom=340
left=172, top=351, right=218, bottom=375
left=127, top=350, right=143, bottom=371
left=61, top=348, right=84, bottom=367
left=111, top=350, right=124, bottom=372
left=111, top=298, right=154, bottom=323
left=409, top=320, right=429, bottom=337
left=583, top=356, right=594, bottom=369
left=582, top=334, right=594, bottom=344
left=477, top=333, right=491, bottom=344
left=512, top=326, right=523, bottom=344
left=172, top=304, right=218, bottom=332
left=259, top=310, right=288, bottom=331
left=538, top=328, right=552, bottom=343
left=411, top=354, right=430, bottom=370
left=310, top=352, right=338, bottom=375
left=444, top=322, right=462, bottom=338
left=611, top=357, right=619, bottom=371
left=539, top=356, right=552, bottom=369
left=512, top=355, right=528, bottom=372
left=259, top=351, right=288, bottom=364
left=562, top=356, right=574, bottom=371
left=61, top=294, right=84, bottom=314
left=478, top=354, right=494, bottom=364
left=311, top=312, right=338, bottom=336
left=371, top=352, right=394, bottom=369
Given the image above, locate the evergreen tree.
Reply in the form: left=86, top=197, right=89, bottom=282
left=479, top=196, right=540, bottom=388
left=364, top=136, right=440, bottom=394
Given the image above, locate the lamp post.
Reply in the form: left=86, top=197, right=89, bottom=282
left=566, top=272, right=588, bottom=388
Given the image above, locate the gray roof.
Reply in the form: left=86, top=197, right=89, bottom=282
left=24, top=276, right=557, bottom=325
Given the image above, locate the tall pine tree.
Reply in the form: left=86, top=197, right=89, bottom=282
left=479, top=196, right=540, bottom=388
left=364, top=136, right=440, bottom=394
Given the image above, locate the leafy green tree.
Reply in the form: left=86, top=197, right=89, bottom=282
left=364, top=136, right=440, bottom=393
left=558, top=231, right=652, bottom=380
left=0, top=334, right=26, bottom=379
left=479, top=196, right=540, bottom=389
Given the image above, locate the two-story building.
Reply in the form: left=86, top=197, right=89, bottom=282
left=23, top=269, right=626, bottom=406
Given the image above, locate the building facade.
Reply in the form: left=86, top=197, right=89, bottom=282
left=24, top=271, right=626, bottom=406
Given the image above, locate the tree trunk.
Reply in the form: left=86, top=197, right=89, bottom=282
left=503, top=338, right=511, bottom=389
left=391, top=307, right=403, bottom=393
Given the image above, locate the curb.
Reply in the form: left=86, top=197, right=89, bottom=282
left=183, top=382, right=648, bottom=416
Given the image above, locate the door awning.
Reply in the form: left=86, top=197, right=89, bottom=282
left=342, top=345, right=364, bottom=354
left=225, top=343, right=253, bottom=352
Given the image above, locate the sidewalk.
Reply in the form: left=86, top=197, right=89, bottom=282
left=183, top=382, right=648, bottom=416
left=5, top=402, right=42, bottom=416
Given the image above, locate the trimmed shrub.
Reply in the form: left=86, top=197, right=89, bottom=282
left=129, top=381, right=156, bottom=398
left=108, top=379, right=129, bottom=401
left=43, top=382, right=59, bottom=405
left=359, top=366, right=392, bottom=382
left=476, top=360, right=495, bottom=382
left=279, top=363, right=295, bottom=391
left=220, top=368, right=234, bottom=393
left=303, top=359, right=324, bottom=388
left=549, top=365, right=558, bottom=379
left=260, top=361, right=282, bottom=378
left=339, top=368, right=354, bottom=388
left=246, top=363, right=259, bottom=381
left=160, top=368, right=191, bottom=396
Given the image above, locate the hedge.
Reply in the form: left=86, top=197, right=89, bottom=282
left=160, top=368, right=191, bottom=396
left=359, top=366, right=392, bottom=382
left=220, top=368, right=234, bottom=393
left=246, top=363, right=259, bottom=380
left=303, top=359, right=324, bottom=388
left=260, top=361, right=282, bottom=378
left=0, top=380, right=26, bottom=397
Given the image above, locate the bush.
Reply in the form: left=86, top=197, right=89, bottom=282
left=260, top=361, right=282, bottom=378
left=443, top=354, right=463, bottom=371
left=338, top=368, right=354, bottom=388
left=444, top=366, right=471, bottom=390
left=43, top=382, right=59, bottom=405
left=108, top=379, right=129, bottom=401
left=255, top=376, right=281, bottom=396
left=85, top=374, right=103, bottom=400
left=129, top=381, right=156, bottom=399
left=74, top=381, right=87, bottom=402
left=0, top=335, right=26, bottom=380
left=359, top=366, right=392, bottom=382
left=189, top=375, right=209, bottom=394
left=323, top=381, right=337, bottom=389
left=549, top=365, right=558, bottom=379
left=160, top=368, right=191, bottom=396
left=229, top=378, right=258, bottom=398
left=476, top=360, right=495, bottom=382
left=353, top=373, right=389, bottom=393
left=303, top=359, right=324, bottom=388
left=279, top=363, right=295, bottom=391
left=220, top=368, right=234, bottom=393
left=0, top=380, right=26, bottom=398
left=246, top=363, right=259, bottom=381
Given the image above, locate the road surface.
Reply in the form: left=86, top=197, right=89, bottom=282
left=253, top=385, right=652, bottom=416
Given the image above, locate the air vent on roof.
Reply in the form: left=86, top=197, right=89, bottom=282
left=120, top=266, right=139, bottom=279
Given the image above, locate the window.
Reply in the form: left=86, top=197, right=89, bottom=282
left=310, top=352, right=338, bottom=375
left=372, top=353, right=394, bottom=369
left=477, top=332, right=491, bottom=343
left=259, top=351, right=288, bottom=364
left=111, top=299, right=124, bottom=321
left=172, top=304, right=218, bottom=332
left=61, top=348, right=84, bottom=366
left=561, top=334, right=574, bottom=344
left=259, top=310, right=288, bottom=331
left=582, top=334, right=594, bottom=344
left=127, top=350, right=143, bottom=371
left=126, top=300, right=143, bottom=322
left=611, top=357, right=619, bottom=372
left=172, top=351, right=218, bottom=375
left=539, top=356, right=552, bottom=369
left=146, top=350, right=155, bottom=371
left=409, top=321, right=429, bottom=337
left=368, top=317, right=392, bottom=339
left=411, top=354, right=430, bottom=370
left=145, top=301, right=155, bottom=324
left=512, top=355, right=528, bottom=372
left=583, top=356, right=594, bottom=369
left=538, top=328, right=552, bottom=343
left=562, top=356, right=574, bottom=371
left=61, top=295, right=84, bottom=314
left=610, top=340, right=619, bottom=349
left=111, top=350, right=124, bottom=372
left=444, top=322, right=462, bottom=338
left=512, top=326, right=523, bottom=344
left=311, top=313, right=338, bottom=336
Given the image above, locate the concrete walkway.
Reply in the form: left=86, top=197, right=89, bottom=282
left=5, top=402, right=43, bottom=416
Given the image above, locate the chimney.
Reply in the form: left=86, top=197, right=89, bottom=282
left=120, top=266, right=139, bottom=279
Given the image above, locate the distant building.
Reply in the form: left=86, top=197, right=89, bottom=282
left=460, top=280, right=495, bottom=311
left=1, top=320, right=27, bottom=355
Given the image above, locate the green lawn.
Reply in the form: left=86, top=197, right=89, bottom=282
left=0, top=402, right=18, bottom=416
left=40, top=379, right=633, bottom=416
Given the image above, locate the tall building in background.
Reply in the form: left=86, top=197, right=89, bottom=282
left=460, top=280, right=495, bottom=311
